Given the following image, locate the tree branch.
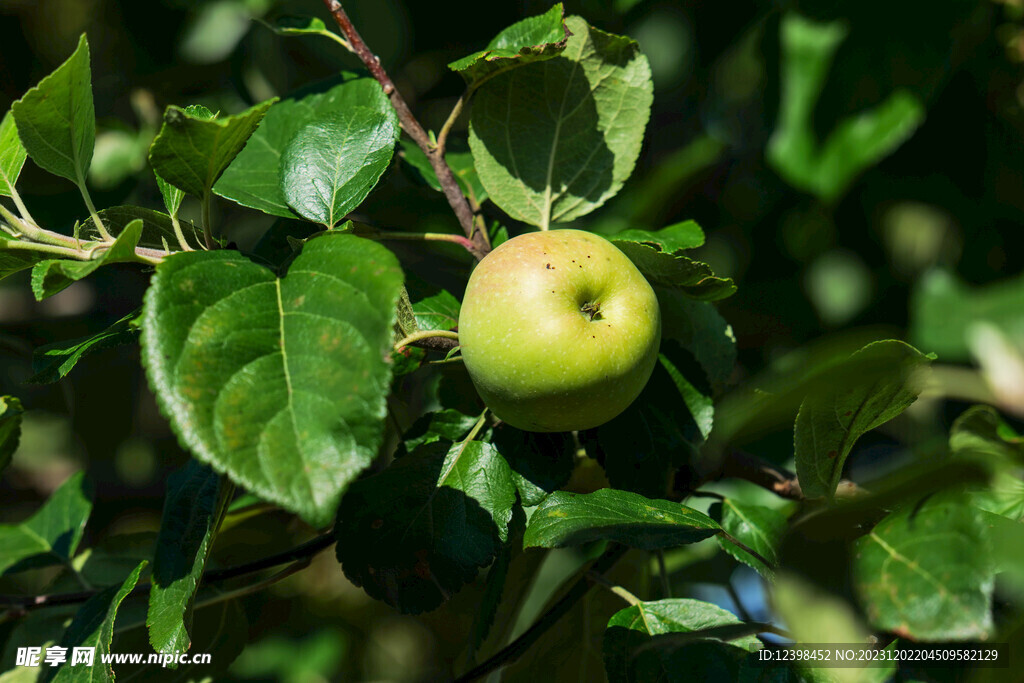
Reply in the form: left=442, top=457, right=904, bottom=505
left=454, top=545, right=628, bottom=682
left=0, top=532, right=335, bottom=612
left=718, top=450, right=804, bottom=500
left=320, top=0, right=491, bottom=260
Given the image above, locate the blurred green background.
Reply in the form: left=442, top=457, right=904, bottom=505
left=1, top=0, right=1023, bottom=680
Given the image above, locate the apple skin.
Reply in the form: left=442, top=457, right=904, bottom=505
left=458, top=229, right=661, bottom=432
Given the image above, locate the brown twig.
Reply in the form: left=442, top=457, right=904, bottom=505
left=718, top=450, right=804, bottom=500
left=320, top=0, right=491, bottom=261
left=0, top=532, right=335, bottom=612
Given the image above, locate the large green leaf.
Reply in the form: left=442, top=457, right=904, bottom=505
left=141, top=232, right=403, bottom=527
left=10, top=34, right=94, bottom=185
left=911, top=269, right=1024, bottom=362
left=448, top=4, right=570, bottom=89
left=469, top=16, right=653, bottom=229
left=613, top=239, right=736, bottom=301
left=280, top=106, right=399, bottom=228
left=51, top=562, right=146, bottom=683
left=523, top=489, right=719, bottom=550
left=767, top=14, right=924, bottom=202
left=215, top=75, right=396, bottom=219
left=0, top=110, right=27, bottom=197
left=0, top=471, right=92, bottom=576
left=148, top=99, right=275, bottom=199
left=29, top=311, right=139, bottom=384
left=853, top=499, right=994, bottom=640
left=335, top=439, right=517, bottom=613
left=147, top=460, right=232, bottom=656
left=712, top=499, right=786, bottom=578
left=30, top=219, right=143, bottom=300
left=411, top=288, right=461, bottom=331
left=603, top=599, right=761, bottom=682
left=657, top=289, right=736, bottom=395
left=795, top=340, right=932, bottom=500
left=0, top=396, right=23, bottom=475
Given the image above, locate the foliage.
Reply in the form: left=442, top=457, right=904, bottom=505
left=0, top=2, right=1021, bottom=681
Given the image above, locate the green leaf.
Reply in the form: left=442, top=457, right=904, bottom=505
left=148, top=99, right=275, bottom=199
left=96, top=205, right=201, bottom=251
left=613, top=239, right=736, bottom=301
left=215, top=75, right=396, bottom=219
left=147, top=460, right=232, bottom=657
left=0, top=396, right=23, bottom=475
left=280, top=107, right=399, bottom=228
left=398, top=139, right=488, bottom=202
left=448, top=4, right=569, bottom=88
left=0, top=110, right=28, bottom=197
left=412, top=288, right=461, bottom=331
left=491, top=427, right=575, bottom=506
left=950, top=404, right=1024, bottom=464
left=767, top=14, right=924, bottom=202
left=141, top=233, right=403, bottom=527
left=603, top=599, right=761, bottom=682
left=613, top=221, right=706, bottom=254
left=29, top=310, right=139, bottom=384
left=911, top=269, right=1024, bottom=362
left=10, top=34, right=94, bottom=185
left=795, top=340, right=932, bottom=500
left=403, top=409, right=481, bottom=452
left=262, top=15, right=331, bottom=37
left=658, top=290, right=736, bottom=395
left=0, top=471, right=92, bottom=576
left=853, top=499, right=994, bottom=640
left=712, top=499, right=786, bottom=578
left=469, top=16, right=653, bottom=229
left=30, top=219, right=143, bottom=300
left=523, top=489, right=719, bottom=550
left=336, top=439, right=517, bottom=613
left=584, top=362, right=704, bottom=498
left=51, top=561, right=146, bottom=683
left=660, top=353, right=713, bottom=440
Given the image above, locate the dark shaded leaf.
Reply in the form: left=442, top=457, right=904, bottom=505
left=614, top=240, right=736, bottom=301
left=336, top=440, right=516, bottom=613
left=0, top=395, right=23, bottom=475
left=795, top=340, right=932, bottom=500
left=29, top=310, right=139, bottom=384
left=491, top=427, right=575, bottom=506
left=0, top=471, right=92, bottom=576
left=147, top=460, right=232, bottom=656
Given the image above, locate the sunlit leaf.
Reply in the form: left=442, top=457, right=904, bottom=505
left=469, top=16, right=652, bottom=228
left=0, top=110, right=28, bottom=197
left=29, top=311, right=140, bottom=384
left=141, top=233, right=403, bottom=527
left=0, top=472, right=92, bottom=576
left=30, top=219, right=143, bottom=300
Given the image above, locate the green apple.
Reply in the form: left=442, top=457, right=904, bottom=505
left=458, top=229, right=661, bottom=432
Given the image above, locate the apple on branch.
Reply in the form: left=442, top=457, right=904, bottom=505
left=458, top=229, right=661, bottom=432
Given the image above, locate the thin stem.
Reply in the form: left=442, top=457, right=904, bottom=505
left=169, top=213, right=193, bottom=252
left=0, top=532, right=335, bottom=612
left=436, top=92, right=467, bottom=158
left=5, top=184, right=37, bottom=227
left=0, top=204, right=77, bottom=248
left=454, top=545, right=628, bottom=682
left=394, top=329, right=460, bottom=352
left=461, top=410, right=488, bottom=444
left=0, top=239, right=92, bottom=260
left=320, top=0, right=490, bottom=260
left=655, top=550, right=671, bottom=599
left=585, top=570, right=641, bottom=606
left=369, top=230, right=476, bottom=253
left=77, top=180, right=111, bottom=241
left=201, top=192, right=214, bottom=250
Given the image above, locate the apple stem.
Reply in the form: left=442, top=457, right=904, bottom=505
left=394, top=329, right=460, bottom=352
left=580, top=301, right=602, bottom=321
